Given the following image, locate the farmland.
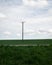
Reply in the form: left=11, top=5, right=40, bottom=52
left=0, top=39, right=52, bottom=45
left=0, top=39, right=52, bottom=65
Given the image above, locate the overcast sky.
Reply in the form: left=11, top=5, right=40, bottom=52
left=0, top=0, right=52, bottom=39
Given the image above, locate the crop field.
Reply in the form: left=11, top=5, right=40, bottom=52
left=0, top=45, right=52, bottom=65
left=0, top=39, right=52, bottom=65
left=0, top=39, right=52, bottom=45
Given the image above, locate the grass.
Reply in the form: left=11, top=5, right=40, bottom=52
left=0, top=39, right=52, bottom=45
left=0, top=45, right=52, bottom=65
left=0, top=39, right=52, bottom=65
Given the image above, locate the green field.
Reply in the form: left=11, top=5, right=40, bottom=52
left=0, top=45, right=52, bottom=65
left=0, top=39, right=52, bottom=45
left=0, top=39, right=52, bottom=65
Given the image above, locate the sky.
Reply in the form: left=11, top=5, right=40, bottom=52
left=0, top=0, right=52, bottom=39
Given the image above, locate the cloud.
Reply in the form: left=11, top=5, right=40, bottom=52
left=38, top=29, right=48, bottom=34
left=3, top=31, right=11, bottom=35
left=25, top=16, right=52, bottom=24
left=16, top=33, right=21, bottom=36
left=24, top=29, right=34, bottom=33
left=4, top=6, right=28, bottom=21
left=36, top=28, right=52, bottom=34
left=0, top=0, right=22, bottom=6
left=0, top=13, right=6, bottom=18
left=48, top=8, right=52, bottom=15
left=23, top=0, right=48, bottom=8
left=48, top=29, right=52, bottom=33
left=0, top=0, right=52, bottom=39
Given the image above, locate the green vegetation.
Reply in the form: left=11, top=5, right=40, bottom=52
left=0, top=45, right=52, bottom=65
left=0, top=40, right=52, bottom=65
left=0, top=39, right=52, bottom=45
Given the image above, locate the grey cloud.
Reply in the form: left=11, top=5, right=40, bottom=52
left=0, top=0, right=22, bottom=6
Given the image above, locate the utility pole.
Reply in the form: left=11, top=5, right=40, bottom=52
left=22, top=22, right=24, bottom=40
